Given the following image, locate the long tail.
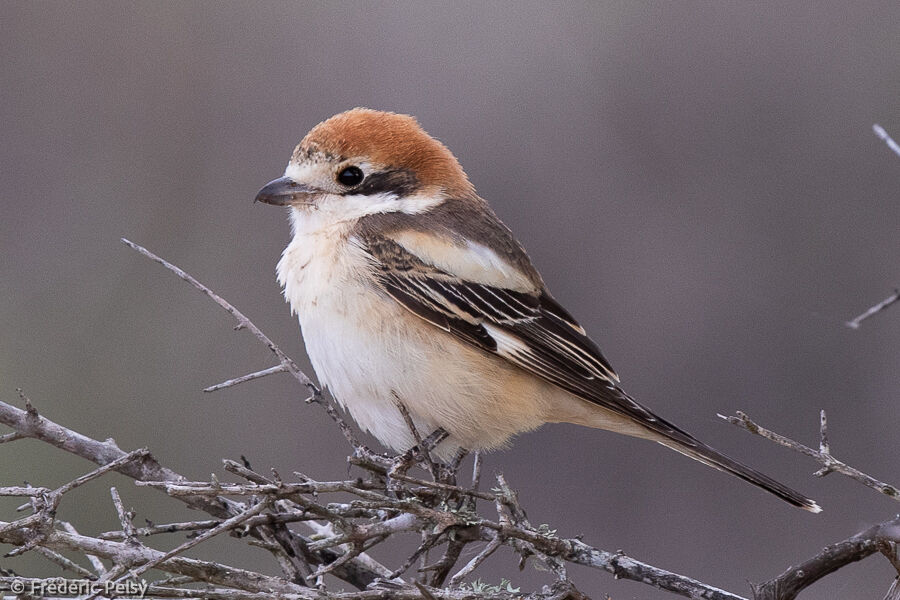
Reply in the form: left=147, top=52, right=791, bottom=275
left=657, top=436, right=821, bottom=513
left=561, top=381, right=821, bottom=512
left=605, top=389, right=822, bottom=513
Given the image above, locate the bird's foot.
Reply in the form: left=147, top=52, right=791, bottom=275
left=416, top=427, right=450, bottom=457
left=386, top=427, right=450, bottom=492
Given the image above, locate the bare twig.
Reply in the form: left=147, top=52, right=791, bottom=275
left=0, top=431, right=24, bottom=443
left=387, top=530, right=446, bottom=581
left=62, top=449, right=152, bottom=496
left=0, top=397, right=389, bottom=589
left=753, top=515, right=900, bottom=600
left=33, top=546, right=96, bottom=578
left=99, top=519, right=223, bottom=540
left=423, top=539, right=465, bottom=587
left=121, top=238, right=318, bottom=397
left=721, top=411, right=900, bottom=501
left=99, top=513, right=316, bottom=541
left=0, top=396, right=755, bottom=599
left=0, top=526, right=309, bottom=595
left=0, top=485, right=50, bottom=497
left=386, top=472, right=494, bottom=501
left=122, top=239, right=368, bottom=452
left=126, top=498, right=272, bottom=579
left=818, top=409, right=829, bottom=456
left=204, top=365, right=288, bottom=392
left=846, top=287, right=900, bottom=329
left=61, top=521, right=107, bottom=576
left=110, top=487, right=138, bottom=543
left=0, top=406, right=752, bottom=600
left=448, top=534, right=502, bottom=587
left=0, top=399, right=219, bottom=512
left=873, top=124, right=900, bottom=159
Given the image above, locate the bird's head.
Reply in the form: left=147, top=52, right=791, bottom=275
left=255, top=108, right=474, bottom=221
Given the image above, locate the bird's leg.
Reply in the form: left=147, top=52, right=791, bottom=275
left=387, top=394, right=427, bottom=489
left=449, top=447, right=469, bottom=472
left=386, top=428, right=450, bottom=489
left=436, top=447, right=469, bottom=487
left=418, top=428, right=450, bottom=456
left=389, top=392, right=450, bottom=483
left=388, top=433, right=455, bottom=508
left=386, top=433, right=452, bottom=501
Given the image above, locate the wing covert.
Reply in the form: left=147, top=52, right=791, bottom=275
left=359, top=231, right=619, bottom=384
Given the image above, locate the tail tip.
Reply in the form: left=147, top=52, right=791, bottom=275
left=803, top=500, right=823, bottom=514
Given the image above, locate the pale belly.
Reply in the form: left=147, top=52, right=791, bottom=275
left=299, top=285, right=556, bottom=458
left=277, top=226, right=653, bottom=460
left=279, top=236, right=553, bottom=459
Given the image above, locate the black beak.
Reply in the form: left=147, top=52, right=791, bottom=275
left=254, top=176, right=317, bottom=206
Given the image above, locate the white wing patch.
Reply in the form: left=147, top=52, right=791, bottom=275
left=390, top=230, right=536, bottom=292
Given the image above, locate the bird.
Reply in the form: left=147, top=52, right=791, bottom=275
left=255, top=107, right=820, bottom=513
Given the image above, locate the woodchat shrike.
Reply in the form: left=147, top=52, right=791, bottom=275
left=256, top=108, right=820, bottom=512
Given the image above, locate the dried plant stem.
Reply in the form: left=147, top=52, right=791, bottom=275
left=720, top=410, right=900, bottom=501
left=846, top=288, right=900, bottom=329
left=752, top=515, right=900, bottom=600
left=121, top=238, right=317, bottom=395
left=873, top=124, right=900, bottom=159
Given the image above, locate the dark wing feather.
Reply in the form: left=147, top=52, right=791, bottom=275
left=379, top=275, right=498, bottom=352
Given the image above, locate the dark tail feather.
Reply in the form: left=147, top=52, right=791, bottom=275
left=575, top=384, right=820, bottom=511
left=659, top=438, right=821, bottom=513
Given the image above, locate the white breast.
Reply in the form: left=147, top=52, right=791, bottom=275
left=275, top=209, right=556, bottom=459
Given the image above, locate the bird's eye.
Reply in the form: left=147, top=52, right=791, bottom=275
left=336, top=166, right=364, bottom=187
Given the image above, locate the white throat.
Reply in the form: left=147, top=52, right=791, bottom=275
left=286, top=191, right=446, bottom=239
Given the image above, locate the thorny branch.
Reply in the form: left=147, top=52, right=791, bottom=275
left=751, top=515, right=900, bottom=600
left=841, top=125, right=900, bottom=330
left=718, top=410, right=900, bottom=597
left=873, top=123, right=900, bottom=160
left=720, top=410, right=900, bottom=501
left=0, top=394, right=740, bottom=600
left=1, top=240, right=898, bottom=599
left=845, top=288, right=900, bottom=330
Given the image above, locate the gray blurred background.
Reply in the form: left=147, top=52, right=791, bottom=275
left=2, top=2, right=900, bottom=597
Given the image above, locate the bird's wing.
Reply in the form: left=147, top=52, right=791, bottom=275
left=353, top=225, right=821, bottom=512
left=355, top=228, right=707, bottom=448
